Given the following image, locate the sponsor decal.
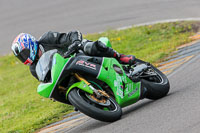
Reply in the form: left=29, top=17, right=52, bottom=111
left=128, top=87, right=138, bottom=97
left=76, top=60, right=96, bottom=70
left=114, top=74, right=127, bottom=98
left=114, top=74, right=139, bottom=98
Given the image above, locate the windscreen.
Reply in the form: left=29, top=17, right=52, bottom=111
left=36, top=49, right=58, bottom=82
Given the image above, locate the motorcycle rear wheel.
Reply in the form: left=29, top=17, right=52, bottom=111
left=142, top=65, right=170, bottom=100
left=135, top=58, right=170, bottom=100
left=68, top=88, right=122, bottom=122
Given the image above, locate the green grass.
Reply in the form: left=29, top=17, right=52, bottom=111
left=0, top=56, right=73, bottom=132
left=85, top=21, right=198, bottom=63
left=0, top=21, right=198, bottom=133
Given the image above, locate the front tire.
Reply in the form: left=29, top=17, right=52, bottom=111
left=68, top=88, right=122, bottom=122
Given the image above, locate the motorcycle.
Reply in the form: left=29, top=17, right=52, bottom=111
left=36, top=38, right=170, bottom=122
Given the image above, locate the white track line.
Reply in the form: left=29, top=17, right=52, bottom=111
left=117, top=18, right=200, bottom=31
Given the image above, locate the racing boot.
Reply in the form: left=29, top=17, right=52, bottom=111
left=118, top=54, right=136, bottom=64
left=96, top=41, right=136, bottom=65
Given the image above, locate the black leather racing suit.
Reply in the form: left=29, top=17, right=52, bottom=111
left=30, top=31, right=135, bottom=79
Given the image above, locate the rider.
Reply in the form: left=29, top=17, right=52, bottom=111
left=11, top=31, right=135, bottom=79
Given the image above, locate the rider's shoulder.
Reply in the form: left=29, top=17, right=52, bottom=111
left=38, top=31, right=60, bottom=43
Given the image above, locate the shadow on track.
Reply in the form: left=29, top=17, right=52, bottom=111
left=122, top=92, right=176, bottom=118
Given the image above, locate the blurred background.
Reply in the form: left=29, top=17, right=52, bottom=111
left=1, top=0, right=200, bottom=55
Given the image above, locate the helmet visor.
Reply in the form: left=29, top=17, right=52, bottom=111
left=16, top=49, right=30, bottom=63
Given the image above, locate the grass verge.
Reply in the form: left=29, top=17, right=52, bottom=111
left=0, top=21, right=199, bottom=133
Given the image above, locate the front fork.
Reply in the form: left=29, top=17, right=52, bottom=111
left=74, top=73, right=109, bottom=98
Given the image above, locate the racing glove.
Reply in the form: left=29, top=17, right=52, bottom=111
left=68, top=41, right=83, bottom=52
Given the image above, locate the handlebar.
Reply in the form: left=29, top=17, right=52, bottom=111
left=63, top=42, right=84, bottom=58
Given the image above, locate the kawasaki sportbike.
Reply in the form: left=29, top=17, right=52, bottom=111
left=36, top=37, right=170, bottom=122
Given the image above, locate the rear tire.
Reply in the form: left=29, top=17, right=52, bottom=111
left=135, top=58, right=170, bottom=100
left=142, top=65, right=170, bottom=100
left=68, top=88, right=122, bottom=122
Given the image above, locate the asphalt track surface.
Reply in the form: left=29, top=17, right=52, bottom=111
left=2, top=0, right=200, bottom=132
left=1, top=0, right=200, bottom=55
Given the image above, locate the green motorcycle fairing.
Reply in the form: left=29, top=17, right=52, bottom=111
left=97, top=57, right=141, bottom=107
left=98, top=37, right=112, bottom=48
left=37, top=53, right=93, bottom=98
left=37, top=53, right=69, bottom=98
left=98, top=37, right=141, bottom=107
left=37, top=37, right=142, bottom=108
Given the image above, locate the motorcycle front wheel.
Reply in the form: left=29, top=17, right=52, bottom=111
left=68, top=88, right=122, bottom=122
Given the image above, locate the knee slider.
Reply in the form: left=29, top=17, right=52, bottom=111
left=83, top=42, right=94, bottom=55
left=96, top=41, right=109, bottom=52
